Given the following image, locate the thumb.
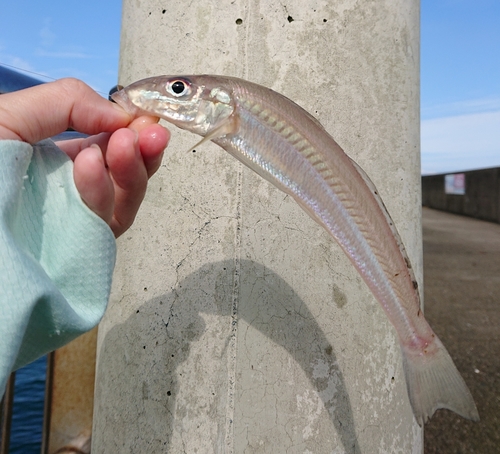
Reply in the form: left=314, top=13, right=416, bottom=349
left=0, top=78, right=131, bottom=143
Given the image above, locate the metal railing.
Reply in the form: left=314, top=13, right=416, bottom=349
left=0, top=374, right=16, bottom=454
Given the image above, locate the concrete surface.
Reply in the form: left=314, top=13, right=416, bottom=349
left=92, top=1, right=421, bottom=452
left=422, top=207, right=500, bottom=453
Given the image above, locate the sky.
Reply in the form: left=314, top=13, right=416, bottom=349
left=0, top=0, right=122, bottom=95
left=0, top=0, right=498, bottom=175
left=421, top=0, right=500, bottom=174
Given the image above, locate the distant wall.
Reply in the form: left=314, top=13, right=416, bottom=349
left=422, top=167, right=500, bottom=223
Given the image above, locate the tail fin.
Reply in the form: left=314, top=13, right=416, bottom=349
left=401, top=336, right=479, bottom=426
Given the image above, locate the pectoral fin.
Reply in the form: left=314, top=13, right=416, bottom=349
left=188, top=116, right=239, bottom=152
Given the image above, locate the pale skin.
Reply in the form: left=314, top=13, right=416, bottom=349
left=0, top=78, right=170, bottom=237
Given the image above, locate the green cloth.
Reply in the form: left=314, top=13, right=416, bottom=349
left=0, top=139, right=116, bottom=394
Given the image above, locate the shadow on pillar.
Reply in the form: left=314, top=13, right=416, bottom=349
left=94, top=260, right=359, bottom=453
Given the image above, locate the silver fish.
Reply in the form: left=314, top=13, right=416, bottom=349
left=112, top=75, right=479, bottom=425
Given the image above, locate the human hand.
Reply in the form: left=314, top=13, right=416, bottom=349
left=0, top=78, right=170, bottom=237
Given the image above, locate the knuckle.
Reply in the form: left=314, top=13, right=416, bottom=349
left=56, top=77, right=90, bottom=97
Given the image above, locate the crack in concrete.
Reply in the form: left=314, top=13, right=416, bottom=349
left=224, top=160, right=243, bottom=454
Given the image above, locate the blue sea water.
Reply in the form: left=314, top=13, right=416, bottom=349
left=9, top=356, right=46, bottom=454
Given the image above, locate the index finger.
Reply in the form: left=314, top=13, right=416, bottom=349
left=0, top=78, right=132, bottom=143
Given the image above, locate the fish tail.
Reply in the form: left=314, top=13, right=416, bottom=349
left=401, top=336, right=479, bottom=426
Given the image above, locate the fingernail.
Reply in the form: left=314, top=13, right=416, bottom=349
left=143, top=115, right=160, bottom=124
left=132, top=129, right=140, bottom=157
left=89, top=143, right=105, bottom=164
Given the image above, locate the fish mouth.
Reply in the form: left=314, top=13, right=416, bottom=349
left=111, top=89, right=143, bottom=117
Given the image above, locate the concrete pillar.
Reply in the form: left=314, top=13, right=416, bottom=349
left=92, top=1, right=421, bottom=452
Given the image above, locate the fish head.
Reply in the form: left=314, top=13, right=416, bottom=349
left=111, top=75, right=236, bottom=137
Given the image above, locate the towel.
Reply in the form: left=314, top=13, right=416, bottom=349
left=0, top=139, right=116, bottom=394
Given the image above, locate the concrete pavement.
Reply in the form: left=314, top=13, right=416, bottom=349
left=422, top=207, right=500, bottom=453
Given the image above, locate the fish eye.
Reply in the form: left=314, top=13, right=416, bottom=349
left=167, top=79, right=190, bottom=97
